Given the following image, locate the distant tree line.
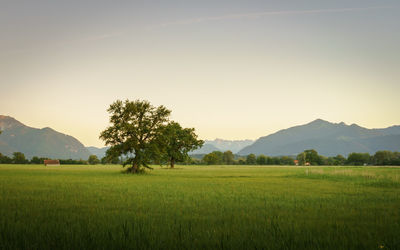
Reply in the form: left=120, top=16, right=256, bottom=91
left=186, top=149, right=400, bottom=166
left=0, top=152, right=122, bottom=165
left=1, top=149, right=400, bottom=166
left=189, top=151, right=296, bottom=165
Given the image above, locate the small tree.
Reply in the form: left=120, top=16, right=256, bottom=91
left=160, top=122, right=203, bottom=168
left=256, top=154, right=267, bottom=165
left=297, top=149, right=322, bottom=165
left=101, top=155, right=120, bottom=164
left=203, top=151, right=223, bottom=165
left=373, top=151, right=396, bottom=165
left=0, top=153, right=12, bottom=164
left=281, top=156, right=295, bottom=165
left=13, top=152, right=27, bottom=164
left=333, top=154, right=346, bottom=165
left=347, top=152, right=371, bottom=166
left=246, top=154, right=257, bottom=165
left=88, top=155, right=100, bottom=165
left=100, top=99, right=171, bottom=173
left=223, top=150, right=235, bottom=165
left=31, top=156, right=41, bottom=164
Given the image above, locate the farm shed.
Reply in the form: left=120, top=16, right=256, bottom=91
left=44, top=160, right=60, bottom=166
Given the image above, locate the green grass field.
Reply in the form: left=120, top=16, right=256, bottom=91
left=0, top=164, right=399, bottom=249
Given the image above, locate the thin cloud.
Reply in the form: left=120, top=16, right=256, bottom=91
left=152, top=6, right=391, bottom=28
left=81, top=32, right=124, bottom=42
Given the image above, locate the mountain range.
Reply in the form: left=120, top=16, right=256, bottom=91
left=86, top=146, right=109, bottom=159
left=86, top=139, right=254, bottom=158
left=0, top=115, right=90, bottom=159
left=1, top=115, right=400, bottom=159
left=190, top=139, right=254, bottom=155
left=238, top=119, right=400, bottom=156
left=87, top=139, right=255, bottom=158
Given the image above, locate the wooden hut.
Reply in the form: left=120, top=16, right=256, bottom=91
left=44, top=160, right=60, bottom=166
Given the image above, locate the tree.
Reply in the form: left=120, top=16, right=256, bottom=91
left=296, top=152, right=306, bottom=165
left=246, top=154, right=257, bottom=165
left=237, top=157, right=246, bottom=165
left=346, top=153, right=371, bottom=166
left=223, top=150, right=235, bottom=165
left=159, top=122, right=203, bottom=168
left=101, top=155, right=120, bottom=164
left=12, top=152, right=27, bottom=164
left=281, top=156, right=295, bottom=165
left=296, top=149, right=321, bottom=165
left=332, top=155, right=346, bottom=165
left=372, top=151, right=399, bottom=166
left=203, top=151, right=223, bottom=165
left=30, top=156, right=41, bottom=164
left=256, top=154, right=267, bottom=165
left=88, top=155, right=100, bottom=165
left=100, top=100, right=171, bottom=173
left=0, top=153, right=12, bottom=164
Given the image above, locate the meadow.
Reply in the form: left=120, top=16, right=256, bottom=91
left=0, top=164, right=399, bottom=249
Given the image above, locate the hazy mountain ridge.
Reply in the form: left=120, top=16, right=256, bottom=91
left=0, top=115, right=91, bottom=159
left=189, top=139, right=254, bottom=155
left=238, top=119, right=400, bottom=156
left=89, top=139, right=255, bottom=157
left=2, top=116, right=399, bottom=159
left=189, top=144, right=221, bottom=155
left=204, top=139, right=254, bottom=153
left=86, top=146, right=110, bottom=159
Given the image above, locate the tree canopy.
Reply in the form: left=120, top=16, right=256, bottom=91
left=99, top=99, right=202, bottom=173
left=88, top=155, right=100, bottom=165
left=100, top=100, right=171, bottom=173
left=296, top=149, right=321, bottom=165
left=159, top=122, right=203, bottom=168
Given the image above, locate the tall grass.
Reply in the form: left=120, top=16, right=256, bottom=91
left=0, top=165, right=399, bottom=249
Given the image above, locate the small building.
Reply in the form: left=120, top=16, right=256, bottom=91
left=305, top=162, right=311, bottom=166
left=294, top=160, right=299, bottom=166
left=44, top=160, right=60, bottom=166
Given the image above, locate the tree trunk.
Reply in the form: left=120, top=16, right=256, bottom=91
left=127, top=162, right=139, bottom=173
left=170, top=157, right=175, bottom=168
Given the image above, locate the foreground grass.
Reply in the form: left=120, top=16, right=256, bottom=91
left=0, top=164, right=399, bottom=249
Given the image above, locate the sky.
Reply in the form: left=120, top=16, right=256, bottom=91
left=1, top=0, right=399, bottom=147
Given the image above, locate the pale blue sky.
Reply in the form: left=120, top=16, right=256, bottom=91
left=1, top=0, right=399, bottom=146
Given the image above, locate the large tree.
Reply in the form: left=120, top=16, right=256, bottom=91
left=160, top=122, right=203, bottom=168
left=100, top=100, right=171, bottom=173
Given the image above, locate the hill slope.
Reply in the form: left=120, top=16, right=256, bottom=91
left=190, top=144, right=221, bottom=155
left=238, top=119, right=400, bottom=156
left=204, top=139, right=254, bottom=153
left=86, top=146, right=110, bottom=159
left=0, top=115, right=91, bottom=159
left=189, top=139, right=254, bottom=155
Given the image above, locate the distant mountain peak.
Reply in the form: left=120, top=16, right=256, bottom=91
left=238, top=119, right=400, bottom=156
left=41, top=127, right=55, bottom=132
left=0, top=115, right=25, bottom=129
left=0, top=115, right=90, bottom=159
left=313, top=118, right=327, bottom=123
left=308, top=119, right=331, bottom=125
